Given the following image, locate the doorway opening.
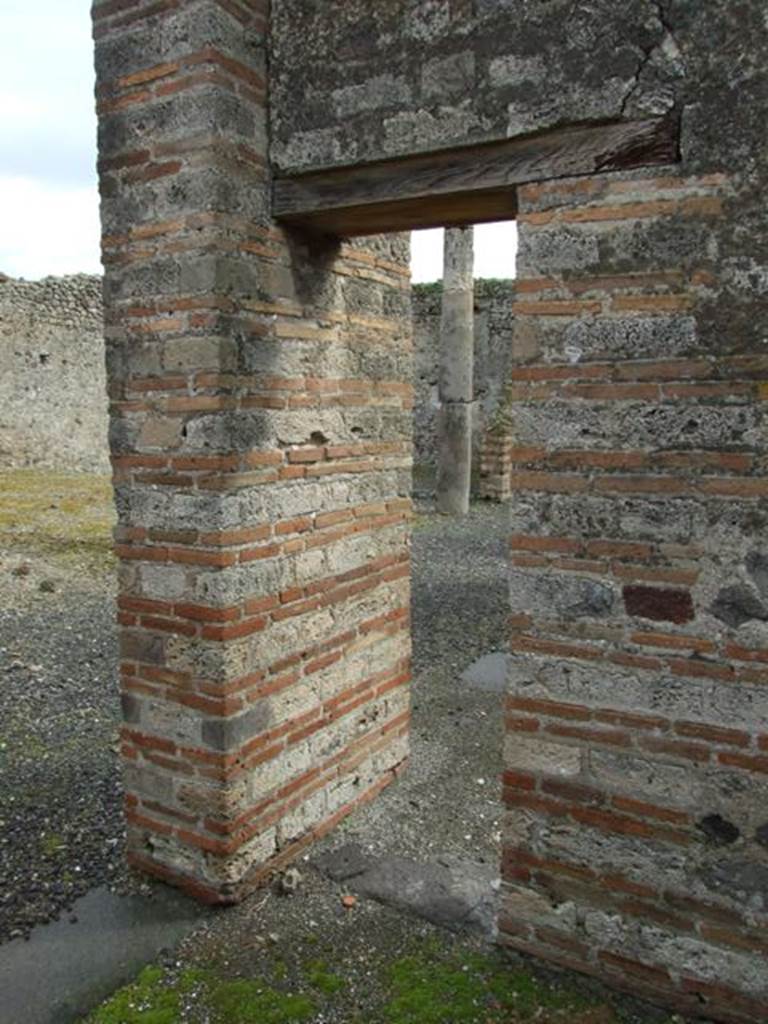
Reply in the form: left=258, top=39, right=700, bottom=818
left=411, top=221, right=517, bottom=502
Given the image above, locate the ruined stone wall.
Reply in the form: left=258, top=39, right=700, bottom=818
left=412, top=279, right=515, bottom=475
left=0, top=274, right=108, bottom=473
left=94, top=0, right=768, bottom=1016
left=270, top=3, right=768, bottom=1020
left=493, top=7, right=768, bottom=1017
left=270, top=0, right=682, bottom=174
left=93, top=0, right=411, bottom=902
left=503, top=167, right=768, bottom=1023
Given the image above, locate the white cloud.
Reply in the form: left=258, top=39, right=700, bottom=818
left=0, top=3, right=98, bottom=277
left=0, top=2, right=518, bottom=284
left=411, top=228, right=445, bottom=283
left=0, top=177, right=101, bottom=280
left=0, top=2, right=96, bottom=187
left=411, top=221, right=518, bottom=282
left=0, top=92, right=47, bottom=119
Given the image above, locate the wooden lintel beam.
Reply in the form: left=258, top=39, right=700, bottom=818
left=272, top=116, right=678, bottom=236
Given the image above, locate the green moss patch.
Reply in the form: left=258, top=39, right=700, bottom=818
left=82, top=940, right=635, bottom=1024
left=207, top=978, right=315, bottom=1023
left=40, top=833, right=67, bottom=858
left=306, top=959, right=346, bottom=996
left=383, top=946, right=607, bottom=1024
left=84, top=965, right=186, bottom=1024
left=83, top=967, right=317, bottom=1024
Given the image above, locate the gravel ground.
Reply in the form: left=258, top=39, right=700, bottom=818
left=0, top=470, right=124, bottom=942
left=0, top=483, right=510, bottom=944
left=328, top=496, right=510, bottom=866
left=1, top=478, right=677, bottom=1023
left=0, top=573, right=124, bottom=941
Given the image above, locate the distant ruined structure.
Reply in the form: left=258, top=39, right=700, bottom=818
left=0, top=275, right=107, bottom=473
left=1, top=273, right=516, bottom=489
left=64, top=0, right=768, bottom=1018
left=413, top=278, right=516, bottom=491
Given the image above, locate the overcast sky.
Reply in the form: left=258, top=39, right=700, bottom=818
left=0, top=2, right=101, bottom=278
left=0, top=1, right=516, bottom=283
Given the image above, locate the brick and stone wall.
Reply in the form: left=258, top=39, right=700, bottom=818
left=478, top=429, right=514, bottom=503
left=93, top=0, right=411, bottom=902
left=94, top=0, right=768, bottom=1018
left=269, top=2, right=768, bottom=1020
left=0, top=274, right=108, bottom=472
left=501, top=166, right=768, bottom=1022
left=0, top=273, right=516, bottom=483
left=412, top=279, right=514, bottom=477
left=269, top=1, right=684, bottom=174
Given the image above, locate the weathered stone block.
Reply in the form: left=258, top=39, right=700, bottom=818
left=422, top=51, right=475, bottom=100
left=504, top=735, right=582, bottom=777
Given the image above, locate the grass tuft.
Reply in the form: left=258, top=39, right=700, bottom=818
left=0, top=469, right=115, bottom=573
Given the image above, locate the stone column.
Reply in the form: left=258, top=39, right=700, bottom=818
left=436, top=226, right=474, bottom=515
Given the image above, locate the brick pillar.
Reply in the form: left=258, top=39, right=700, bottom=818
left=94, top=0, right=411, bottom=902
left=479, top=428, right=513, bottom=501
left=500, top=172, right=768, bottom=1021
